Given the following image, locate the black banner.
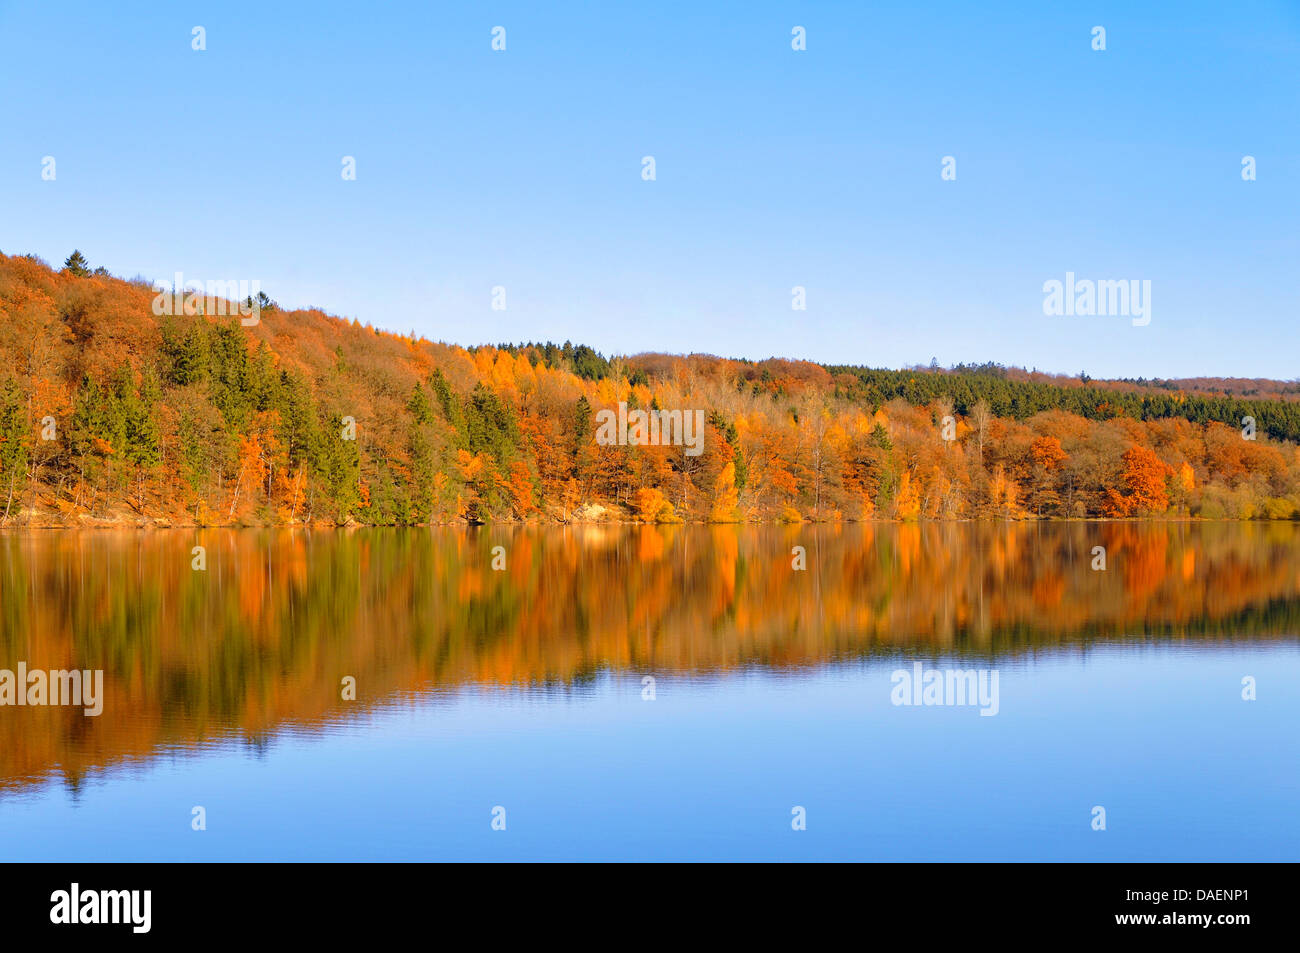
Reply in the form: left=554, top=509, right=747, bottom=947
left=0, top=862, right=1281, bottom=940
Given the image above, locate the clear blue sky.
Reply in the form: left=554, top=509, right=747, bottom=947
left=2, top=0, right=1296, bottom=379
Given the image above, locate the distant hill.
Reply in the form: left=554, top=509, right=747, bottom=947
left=1, top=250, right=1297, bottom=525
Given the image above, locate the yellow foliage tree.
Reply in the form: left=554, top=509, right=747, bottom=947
left=988, top=464, right=1021, bottom=519
left=634, top=487, right=678, bottom=523
left=894, top=470, right=921, bottom=520
left=709, top=462, right=741, bottom=522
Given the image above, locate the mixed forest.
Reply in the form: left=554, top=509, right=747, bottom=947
left=2, top=250, right=1299, bottom=526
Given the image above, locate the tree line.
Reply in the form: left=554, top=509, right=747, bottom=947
left=1, top=250, right=1298, bottom=525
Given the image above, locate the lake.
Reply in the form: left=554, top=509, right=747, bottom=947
left=1, top=522, right=1297, bottom=861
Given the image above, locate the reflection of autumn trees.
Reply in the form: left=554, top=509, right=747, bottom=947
left=2, top=523, right=1299, bottom=792
left=3, top=253, right=1300, bottom=526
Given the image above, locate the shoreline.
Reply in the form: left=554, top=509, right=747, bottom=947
left=1, top=515, right=1295, bottom=531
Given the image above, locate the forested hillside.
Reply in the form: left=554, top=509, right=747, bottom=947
left=1, top=250, right=1297, bottom=526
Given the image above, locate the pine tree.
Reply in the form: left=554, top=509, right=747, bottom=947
left=124, top=369, right=162, bottom=469
left=0, top=379, right=29, bottom=521
left=407, top=383, right=435, bottom=425
left=63, top=250, right=91, bottom=277
left=313, top=414, right=361, bottom=523
left=429, top=369, right=467, bottom=448
left=572, top=396, right=593, bottom=483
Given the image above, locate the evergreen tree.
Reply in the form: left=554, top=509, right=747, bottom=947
left=209, top=322, right=253, bottom=428
left=271, top=369, right=318, bottom=467
left=0, top=379, right=28, bottom=520
left=63, top=250, right=91, bottom=277
left=124, top=368, right=162, bottom=469
left=313, top=414, right=361, bottom=522
left=177, top=410, right=209, bottom=499
left=429, top=369, right=467, bottom=449
left=407, top=383, right=435, bottom=426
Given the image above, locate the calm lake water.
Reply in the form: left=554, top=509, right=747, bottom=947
left=0, top=522, right=1297, bottom=861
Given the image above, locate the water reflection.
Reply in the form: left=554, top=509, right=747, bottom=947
left=1, top=521, right=1297, bottom=793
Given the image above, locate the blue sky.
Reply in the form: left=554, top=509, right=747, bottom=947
left=1, top=0, right=1297, bottom=379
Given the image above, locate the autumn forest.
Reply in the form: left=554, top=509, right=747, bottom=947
left=1, top=250, right=1298, bottom=527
